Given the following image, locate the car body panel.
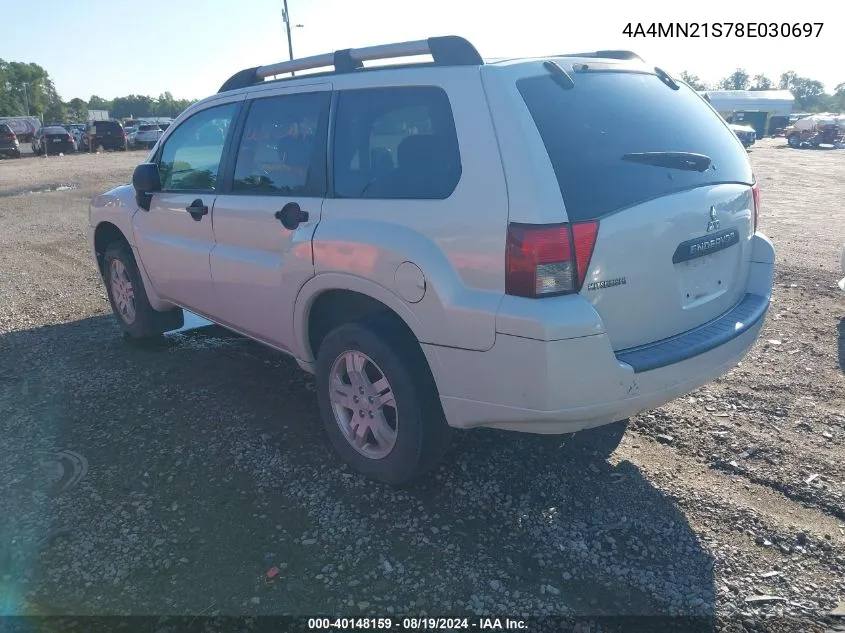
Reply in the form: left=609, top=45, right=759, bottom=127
left=88, top=52, right=775, bottom=437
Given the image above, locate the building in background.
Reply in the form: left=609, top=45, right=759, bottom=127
left=88, top=109, right=110, bottom=121
left=699, top=90, right=794, bottom=137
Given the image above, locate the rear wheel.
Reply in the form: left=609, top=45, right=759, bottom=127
left=787, top=134, right=801, bottom=149
left=103, top=241, right=183, bottom=339
left=315, top=315, right=451, bottom=485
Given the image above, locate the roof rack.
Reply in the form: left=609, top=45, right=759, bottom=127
left=558, top=50, right=645, bottom=62
left=218, top=35, right=483, bottom=93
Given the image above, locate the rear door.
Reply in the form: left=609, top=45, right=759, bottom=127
left=209, top=83, right=331, bottom=349
left=515, top=66, right=756, bottom=350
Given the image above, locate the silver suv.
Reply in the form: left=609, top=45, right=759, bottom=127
left=89, top=36, right=775, bottom=484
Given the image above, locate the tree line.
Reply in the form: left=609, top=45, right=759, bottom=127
left=679, top=69, right=845, bottom=112
left=2, top=58, right=843, bottom=121
left=0, top=59, right=197, bottom=121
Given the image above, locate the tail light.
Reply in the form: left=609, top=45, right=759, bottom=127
left=505, top=221, right=599, bottom=298
left=751, top=182, right=761, bottom=232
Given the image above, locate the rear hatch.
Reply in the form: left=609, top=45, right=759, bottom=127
left=0, top=124, right=15, bottom=147
left=43, top=126, right=73, bottom=145
left=96, top=121, right=123, bottom=140
left=516, top=63, right=756, bottom=351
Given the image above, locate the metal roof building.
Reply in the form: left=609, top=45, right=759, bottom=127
left=698, top=90, right=795, bottom=116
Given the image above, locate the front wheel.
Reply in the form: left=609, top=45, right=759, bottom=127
left=315, top=315, right=451, bottom=485
left=787, top=134, right=801, bottom=149
left=103, top=241, right=183, bottom=339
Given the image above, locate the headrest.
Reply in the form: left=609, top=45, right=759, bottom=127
left=397, top=135, right=446, bottom=169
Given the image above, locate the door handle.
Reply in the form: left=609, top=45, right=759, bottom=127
left=274, top=202, right=309, bottom=230
left=186, top=198, right=208, bottom=221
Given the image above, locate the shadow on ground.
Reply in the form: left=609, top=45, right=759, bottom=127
left=0, top=315, right=716, bottom=625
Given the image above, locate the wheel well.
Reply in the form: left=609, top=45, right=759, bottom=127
left=307, top=290, right=416, bottom=359
left=94, top=222, right=128, bottom=275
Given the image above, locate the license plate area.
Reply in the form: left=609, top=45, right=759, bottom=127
left=673, top=228, right=740, bottom=307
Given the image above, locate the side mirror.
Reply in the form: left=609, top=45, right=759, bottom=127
left=132, top=162, right=161, bottom=211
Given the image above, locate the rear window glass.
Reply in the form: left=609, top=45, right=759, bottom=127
left=139, top=125, right=158, bottom=131
left=0, top=124, right=11, bottom=133
left=95, top=122, right=121, bottom=133
left=43, top=126, right=68, bottom=134
left=517, top=71, right=753, bottom=221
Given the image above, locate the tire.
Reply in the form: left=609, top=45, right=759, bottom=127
left=787, top=134, right=801, bottom=149
left=12, top=150, right=21, bottom=158
left=103, top=240, right=184, bottom=339
left=564, top=419, right=629, bottom=459
left=315, top=314, right=451, bottom=485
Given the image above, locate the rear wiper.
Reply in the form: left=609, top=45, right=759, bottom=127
left=621, top=151, right=712, bottom=172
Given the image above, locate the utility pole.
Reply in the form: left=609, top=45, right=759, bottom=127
left=282, top=0, right=295, bottom=75
left=22, top=83, right=30, bottom=116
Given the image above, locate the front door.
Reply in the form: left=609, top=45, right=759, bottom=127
left=132, top=100, right=241, bottom=317
left=209, top=84, right=332, bottom=349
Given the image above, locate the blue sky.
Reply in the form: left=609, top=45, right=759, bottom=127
left=2, top=0, right=841, bottom=100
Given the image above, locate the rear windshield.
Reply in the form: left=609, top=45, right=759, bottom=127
left=43, top=126, right=68, bottom=134
left=0, top=124, right=11, bottom=133
left=139, top=125, right=159, bottom=131
left=95, top=122, right=121, bottom=133
left=517, top=71, right=754, bottom=221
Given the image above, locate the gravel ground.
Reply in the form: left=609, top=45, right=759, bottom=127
left=0, top=139, right=843, bottom=632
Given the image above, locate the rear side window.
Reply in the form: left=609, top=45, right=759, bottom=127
left=517, top=72, right=754, bottom=221
left=332, top=86, right=461, bottom=200
left=0, top=124, right=11, bottom=134
left=232, top=91, right=330, bottom=196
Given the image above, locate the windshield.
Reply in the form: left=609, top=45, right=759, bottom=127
left=517, top=70, right=753, bottom=221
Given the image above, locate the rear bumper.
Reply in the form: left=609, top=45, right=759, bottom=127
left=425, top=233, right=775, bottom=434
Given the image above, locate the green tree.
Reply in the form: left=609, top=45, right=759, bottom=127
left=751, top=74, right=772, bottom=90
left=718, top=69, right=750, bottom=90
left=66, top=97, right=88, bottom=121
left=87, top=95, right=113, bottom=111
left=778, top=71, right=798, bottom=90
left=679, top=71, right=707, bottom=90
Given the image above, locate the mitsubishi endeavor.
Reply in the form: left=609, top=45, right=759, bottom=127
left=88, top=36, right=775, bottom=484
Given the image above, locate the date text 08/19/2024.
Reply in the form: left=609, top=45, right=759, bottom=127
left=622, top=22, right=824, bottom=37
left=307, top=617, right=528, bottom=631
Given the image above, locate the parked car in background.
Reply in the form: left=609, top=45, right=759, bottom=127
left=0, top=123, right=22, bottom=158
left=32, top=125, right=77, bottom=155
left=79, top=120, right=127, bottom=152
left=729, top=123, right=756, bottom=149
left=89, top=38, right=775, bottom=484
left=132, top=123, right=165, bottom=149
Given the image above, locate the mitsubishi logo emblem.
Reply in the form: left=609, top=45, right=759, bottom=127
left=706, top=206, right=720, bottom=233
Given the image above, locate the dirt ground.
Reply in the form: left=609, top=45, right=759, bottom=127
left=0, top=139, right=843, bottom=632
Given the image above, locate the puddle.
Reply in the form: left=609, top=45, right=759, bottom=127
left=0, top=183, right=80, bottom=198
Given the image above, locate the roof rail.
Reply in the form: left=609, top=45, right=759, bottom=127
left=218, top=35, right=483, bottom=93
left=558, top=50, right=645, bottom=62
